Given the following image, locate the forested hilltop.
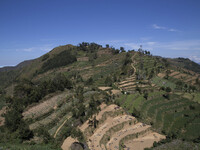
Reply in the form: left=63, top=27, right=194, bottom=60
left=0, top=42, right=200, bottom=150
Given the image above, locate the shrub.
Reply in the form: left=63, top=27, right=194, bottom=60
left=41, top=50, right=77, bottom=73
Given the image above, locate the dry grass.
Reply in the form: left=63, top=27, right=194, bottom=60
left=173, top=73, right=188, bottom=79
left=169, top=71, right=180, bottom=77
left=23, top=92, right=69, bottom=120
left=157, top=73, right=166, bottom=78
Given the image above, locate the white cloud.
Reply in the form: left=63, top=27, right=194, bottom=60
left=125, top=40, right=200, bottom=51
left=123, top=39, right=200, bottom=63
left=168, top=28, right=178, bottom=32
left=152, top=24, right=166, bottom=30
left=152, top=24, right=179, bottom=32
left=189, top=55, right=200, bottom=63
left=124, top=41, right=157, bottom=50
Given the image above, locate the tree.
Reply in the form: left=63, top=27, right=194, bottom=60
left=106, top=44, right=109, bottom=48
left=163, top=93, right=170, bottom=100
left=144, top=92, right=148, bottom=100
left=77, top=103, right=86, bottom=117
left=165, top=87, right=171, bottom=93
left=164, top=70, right=171, bottom=80
left=5, top=109, right=23, bottom=132
left=41, top=50, right=77, bottom=73
left=36, top=126, right=51, bottom=143
left=93, top=116, right=98, bottom=128
left=76, top=86, right=84, bottom=96
left=195, top=77, right=199, bottom=84
left=4, top=108, right=33, bottom=140
left=136, top=85, right=141, bottom=94
left=85, top=77, right=94, bottom=85
left=71, top=128, right=84, bottom=142
left=132, top=108, right=140, bottom=118
left=123, top=53, right=131, bottom=66
left=105, top=76, right=112, bottom=86
left=120, top=47, right=125, bottom=52
left=176, top=81, right=183, bottom=90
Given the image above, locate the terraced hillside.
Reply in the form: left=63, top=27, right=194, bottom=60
left=116, top=91, right=200, bottom=141
left=21, top=86, right=110, bottom=144
left=117, top=52, right=154, bottom=93
left=1, top=42, right=200, bottom=149
left=62, top=104, right=165, bottom=150
left=22, top=91, right=73, bottom=137
left=157, top=69, right=199, bottom=87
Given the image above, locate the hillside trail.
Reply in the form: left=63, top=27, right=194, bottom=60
left=53, top=116, right=70, bottom=138
left=114, top=52, right=137, bottom=91
left=131, top=52, right=137, bottom=75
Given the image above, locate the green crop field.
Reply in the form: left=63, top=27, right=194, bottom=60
left=136, top=93, right=200, bottom=140
left=152, top=76, right=176, bottom=90
left=115, top=91, right=200, bottom=141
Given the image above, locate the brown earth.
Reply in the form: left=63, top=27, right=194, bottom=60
left=107, top=123, right=151, bottom=150
left=157, top=73, right=166, bottom=78
left=79, top=104, right=120, bottom=132
left=88, top=115, right=136, bottom=150
left=23, top=92, right=69, bottom=119
left=111, top=89, right=121, bottom=95
left=61, top=136, right=78, bottom=150
left=61, top=103, right=165, bottom=150
left=98, top=87, right=113, bottom=91
left=124, top=132, right=166, bottom=150
left=169, top=71, right=180, bottom=77
left=173, top=73, right=188, bottom=79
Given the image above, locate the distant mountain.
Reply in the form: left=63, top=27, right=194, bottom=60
left=0, top=59, right=33, bottom=72
left=168, top=57, right=200, bottom=74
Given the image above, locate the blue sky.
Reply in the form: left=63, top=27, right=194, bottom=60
left=0, top=0, right=200, bottom=67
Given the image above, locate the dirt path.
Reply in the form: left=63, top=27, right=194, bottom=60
left=88, top=115, right=135, bottom=150
left=115, top=53, right=137, bottom=92
left=124, top=132, right=165, bottom=150
left=53, top=116, right=70, bottom=138
left=131, top=53, right=137, bottom=75
left=106, top=123, right=151, bottom=150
